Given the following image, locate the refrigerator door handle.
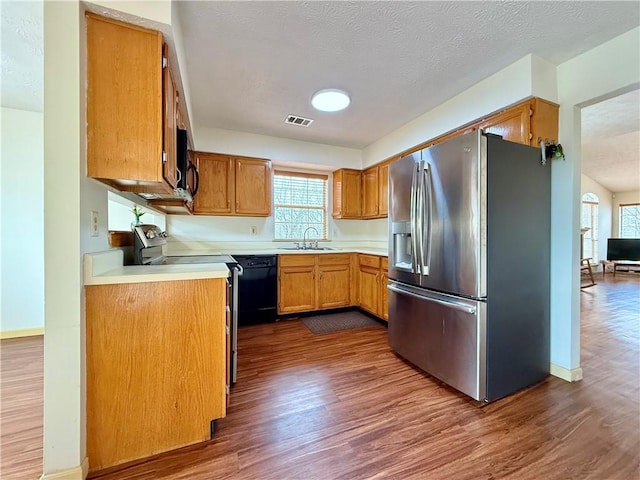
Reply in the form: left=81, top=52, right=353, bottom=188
left=410, top=162, right=420, bottom=275
left=388, top=283, right=477, bottom=314
left=416, top=160, right=426, bottom=275
left=420, top=163, right=433, bottom=275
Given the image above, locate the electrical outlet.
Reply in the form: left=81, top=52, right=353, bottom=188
left=90, top=211, right=99, bottom=237
left=250, top=226, right=258, bottom=236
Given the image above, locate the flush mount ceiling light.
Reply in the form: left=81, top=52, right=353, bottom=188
left=311, top=89, right=350, bottom=112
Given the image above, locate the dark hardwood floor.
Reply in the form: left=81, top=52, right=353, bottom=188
left=1, top=275, right=639, bottom=479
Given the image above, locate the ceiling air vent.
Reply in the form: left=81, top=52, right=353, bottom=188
left=285, top=114, right=314, bottom=127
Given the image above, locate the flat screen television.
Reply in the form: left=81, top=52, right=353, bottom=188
left=606, top=238, right=640, bottom=261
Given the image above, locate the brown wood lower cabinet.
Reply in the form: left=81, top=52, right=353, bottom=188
left=358, top=254, right=389, bottom=321
left=380, top=257, right=389, bottom=321
left=358, top=255, right=381, bottom=315
left=278, top=255, right=317, bottom=314
left=85, top=278, right=227, bottom=473
left=318, top=255, right=352, bottom=309
left=278, top=254, right=353, bottom=314
left=278, top=253, right=388, bottom=320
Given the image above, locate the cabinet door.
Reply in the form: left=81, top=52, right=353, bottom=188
left=86, top=13, right=163, bottom=183
left=318, top=264, right=351, bottom=309
left=278, top=265, right=316, bottom=314
left=479, top=104, right=530, bottom=145
left=235, top=158, right=272, bottom=216
left=530, top=98, right=559, bottom=147
left=162, top=44, right=178, bottom=189
left=193, top=153, right=234, bottom=215
left=379, top=257, right=389, bottom=321
left=362, top=166, right=379, bottom=218
left=378, top=163, right=389, bottom=218
left=333, top=169, right=362, bottom=218
left=359, top=265, right=380, bottom=315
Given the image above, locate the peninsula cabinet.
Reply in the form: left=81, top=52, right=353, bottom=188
left=193, top=152, right=272, bottom=216
left=278, top=254, right=353, bottom=314
left=86, top=13, right=179, bottom=195
left=85, top=278, right=227, bottom=473
left=332, top=169, right=362, bottom=218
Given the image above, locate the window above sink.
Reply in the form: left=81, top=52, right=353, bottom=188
left=273, top=171, right=328, bottom=241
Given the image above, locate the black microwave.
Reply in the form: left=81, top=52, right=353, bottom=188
left=176, top=128, right=199, bottom=198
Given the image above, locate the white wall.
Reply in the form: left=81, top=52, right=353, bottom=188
left=42, top=1, right=113, bottom=476
left=107, top=191, right=166, bottom=231
left=362, top=55, right=538, bottom=166
left=612, top=189, right=640, bottom=236
left=0, top=108, right=44, bottom=333
left=580, top=174, right=613, bottom=264
left=555, top=26, right=640, bottom=373
left=194, top=126, right=361, bottom=169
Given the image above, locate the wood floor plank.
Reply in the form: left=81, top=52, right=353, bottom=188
left=1, top=275, right=638, bottom=479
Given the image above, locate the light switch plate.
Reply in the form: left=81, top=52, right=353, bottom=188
left=90, top=211, right=99, bottom=237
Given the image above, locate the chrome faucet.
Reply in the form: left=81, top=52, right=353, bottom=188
left=302, top=226, right=319, bottom=250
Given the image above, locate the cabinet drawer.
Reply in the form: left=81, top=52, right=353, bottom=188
left=359, top=254, right=381, bottom=269
left=318, top=253, right=351, bottom=266
left=278, top=254, right=316, bottom=267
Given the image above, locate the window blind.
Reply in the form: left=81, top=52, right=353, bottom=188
left=273, top=171, right=328, bottom=240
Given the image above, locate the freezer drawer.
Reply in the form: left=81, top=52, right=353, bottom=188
left=388, top=282, right=486, bottom=401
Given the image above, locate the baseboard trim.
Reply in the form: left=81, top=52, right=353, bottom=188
left=550, top=363, right=583, bottom=382
left=40, top=457, right=88, bottom=480
left=1, top=327, right=44, bottom=339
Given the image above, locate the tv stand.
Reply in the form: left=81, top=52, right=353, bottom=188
left=602, top=260, right=640, bottom=277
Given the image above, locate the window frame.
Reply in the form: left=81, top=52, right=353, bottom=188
left=619, top=202, right=640, bottom=238
left=273, top=170, right=329, bottom=241
left=581, top=196, right=599, bottom=262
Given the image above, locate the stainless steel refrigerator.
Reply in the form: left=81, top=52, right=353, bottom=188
left=388, top=130, right=550, bottom=402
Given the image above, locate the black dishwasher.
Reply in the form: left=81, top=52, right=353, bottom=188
left=232, top=255, right=278, bottom=325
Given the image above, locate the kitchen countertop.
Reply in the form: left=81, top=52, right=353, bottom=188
left=84, top=250, right=229, bottom=286
left=164, top=243, right=388, bottom=258
left=83, top=244, right=388, bottom=286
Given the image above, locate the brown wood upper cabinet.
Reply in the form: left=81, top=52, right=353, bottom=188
left=378, top=163, right=389, bottom=218
left=402, top=97, right=559, bottom=157
left=332, top=169, right=362, bottom=218
left=362, top=166, right=380, bottom=218
left=86, top=13, right=179, bottom=195
left=193, top=152, right=272, bottom=217
left=361, top=162, right=390, bottom=219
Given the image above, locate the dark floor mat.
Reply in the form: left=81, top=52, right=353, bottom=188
left=301, top=311, right=383, bottom=335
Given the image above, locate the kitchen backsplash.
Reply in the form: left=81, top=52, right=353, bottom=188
left=166, top=215, right=388, bottom=244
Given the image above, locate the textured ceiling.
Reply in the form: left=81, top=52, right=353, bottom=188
left=1, top=1, right=638, bottom=194
left=582, top=89, right=640, bottom=194
left=0, top=0, right=43, bottom=112
left=177, top=1, right=639, bottom=149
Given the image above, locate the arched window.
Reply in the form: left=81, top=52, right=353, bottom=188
left=581, top=193, right=599, bottom=261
